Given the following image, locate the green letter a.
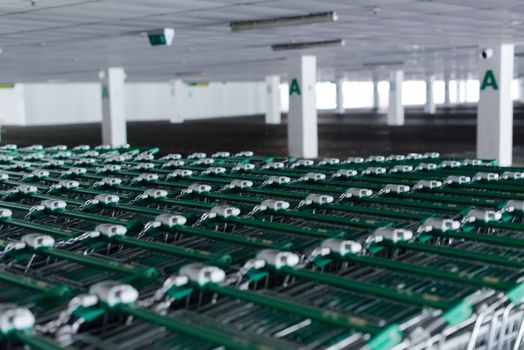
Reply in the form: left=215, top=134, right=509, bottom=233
left=102, top=86, right=109, bottom=99
left=480, top=70, right=499, bottom=91
left=289, top=79, right=301, bottom=96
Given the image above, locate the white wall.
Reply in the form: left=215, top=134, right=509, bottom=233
left=23, top=83, right=102, bottom=125
left=177, top=82, right=265, bottom=120
left=126, top=81, right=266, bottom=121
left=125, top=83, right=170, bottom=121
left=0, top=85, right=26, bottom=125
left=0, top=81, right=266, bottom=126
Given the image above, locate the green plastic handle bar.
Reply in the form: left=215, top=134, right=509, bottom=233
left=226, top=217, right=337, bottom=239
left=207, top=283, right=386, bottom=336
left=0, top=270, right=71, bottom=297
left=174, top=226, right=292, bottom=250
left=118, top=303, right=282, bottom=350
left=12, top=331, right=72, bottom=350
left=37, top=247, right=158, bottom=280
left=111, top=236, right=232, bottom=269
left=340, top=254, right=515, bottom=291
left=383, top=241, right=524, bottom=268
left=281, top=266, right=461, bottom=311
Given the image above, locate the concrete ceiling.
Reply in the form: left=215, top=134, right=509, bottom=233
left=1, top=0, right=524, bottom=83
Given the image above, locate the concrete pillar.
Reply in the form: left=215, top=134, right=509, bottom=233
left=454, top=80, right=461, bottom=104
left=519, top=78, right=524, bottom=103
left=477, top=44, right=514, bottom=166
left=457, top=80, right=464, bottom=103
left=336, top=79, right=345, bottom=114
left=464, top=77, right=469, bottom=103
left=287, top=55, right=318, bottom=158
left=168, top=79, right=184, bottom=123
left=387, top=70, right=404, bottom=126
left=444, top=79, right=451, bottom=107
left=100, top=67, right=126, bottom=147
left=424, top=75, right=436, bottom=114
left=265, top=75, right=281, bottom=124
left=373, top=78, right=380, bottom=111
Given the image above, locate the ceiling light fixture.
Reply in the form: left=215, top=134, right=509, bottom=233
left=362, top=61, right=404, bottom=67
left=271, top=39, right=345, bottom=52
left=230, top=11, right=338, bottom=32
left=175, top=71, right=203, bottom=77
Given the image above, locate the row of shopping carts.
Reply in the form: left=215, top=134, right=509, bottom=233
left=0, top=144, right=523, bottom=349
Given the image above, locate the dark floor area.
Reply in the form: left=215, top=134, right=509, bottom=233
left=3, top=106, right=524, bottom=162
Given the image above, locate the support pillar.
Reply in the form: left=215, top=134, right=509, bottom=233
left=444, top=79, right=451, bottom=107
left=372, top=78, right=380, bottom=111
left=424, top=75, right=436, bottom=114
left=100, top=67, right=126, bottom=147
left=287, top=55, right=317, bottom=158
left=168, top=79, right=184, bottom=123
left=335, top=78, right=345, bottom=114
left=477, top=44, right=514, bottom=166
left=387, top=70, right=404, bottom=126
left=464, top=76, right=469, bottom=103
left=454, top=80, right=461, bottom=104
left=459, top=79, right=467, bottom=103
left=519, top=78, right=524, bottom=103
left=265, top=75, right=281, bottom=124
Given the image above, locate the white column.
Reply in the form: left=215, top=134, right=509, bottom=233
left=454, top=80, right=461, bottom=103
left=459, top=80, right=467, bottom=103
left=424, top=75, right=436, bottom=114
left=387, top=70, right=404, bottom=126
left=519, top=78, right=524, bottom=103
left=100, top=67, right=126, bottom=147
left=477, top=44, right=514, bottom=166
left=168, top=79, right=184, bottom=123
left=464, top=77, right=469, bottom=103
left=265, top=75, right=281, bottom=124
left=287, top=56, right=317, bottom=158
left=336, top=79, right=345, bottom=114
left=373, top=78, right=380, bottom=111
left=444, top=79, right=451, bottom=107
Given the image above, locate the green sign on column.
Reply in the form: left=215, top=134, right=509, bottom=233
left=480, top=69, right=499, bottom=91
left=289, top=78, right=301, bottom=96
left=101, top=86, right=109, bottom=99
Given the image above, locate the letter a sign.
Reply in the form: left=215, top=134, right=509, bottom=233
left=102, top=86, right=109, bottom=99
left=480, top=70, right=499, bottom=91
left=289, top=78, right=301, bottom=96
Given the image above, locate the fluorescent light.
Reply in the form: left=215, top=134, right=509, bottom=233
left=271, top=39, right=345, bottom=52
left=175, top=71, right=203, bottom=77
left=230, top=12, right=337, bottom=32
left=362, top=61, right=404, bottom=67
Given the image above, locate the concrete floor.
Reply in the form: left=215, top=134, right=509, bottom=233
left=3, top=106, right=524, bottom=162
